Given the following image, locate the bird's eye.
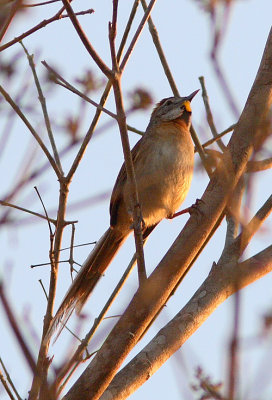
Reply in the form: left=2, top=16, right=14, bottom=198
left=165, top=100, right=172, bottom=106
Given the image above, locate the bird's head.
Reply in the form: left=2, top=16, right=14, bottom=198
left=150, top=90, right=199, bottom=127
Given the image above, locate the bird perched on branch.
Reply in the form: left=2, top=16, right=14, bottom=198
left=47, top=90, right=199, bottom=339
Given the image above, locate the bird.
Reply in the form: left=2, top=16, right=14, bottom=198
left=47, top=90, right=198, bottom=339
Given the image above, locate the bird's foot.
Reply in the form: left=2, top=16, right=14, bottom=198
left=168, top=198, right=204, bottom=219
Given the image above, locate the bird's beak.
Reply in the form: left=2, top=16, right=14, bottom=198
left=187, top=89, right=199, bottom=102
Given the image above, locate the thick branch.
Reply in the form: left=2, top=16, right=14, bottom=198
left=101, top=245, right=272, bottom=399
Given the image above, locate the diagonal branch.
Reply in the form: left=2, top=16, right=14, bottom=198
left=0, top=284, right=37, bottom=375
left=65, top=0, right=141, bottom=182
left=0, top=5, right=66, bottom=52
left=219, top=194, right=272, bottom=265
left=120, top=0, right=157, bottom=72
left=21, top=42, right=64, bottom=175
left=0, top=85, right=61, bottom=178
left=100, top=244, right=272, bottom=400
left=61, top=0, right=112, bottom=78
left=140, top=0, right=178, bottom=96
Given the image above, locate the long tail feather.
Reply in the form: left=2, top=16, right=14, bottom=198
left=45, top=227, right=126, bottom=341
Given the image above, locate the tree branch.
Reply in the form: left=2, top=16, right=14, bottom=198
left=100, top=245, right=272, bottom=399
left=61, top=0, right=112, bottom=78
left=0, top=85, right=61, bottom=178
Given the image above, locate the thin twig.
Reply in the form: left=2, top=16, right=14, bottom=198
left=0, top=283, right=37, bottom=374
left=0, top=85, right=61, bottom=178
left=201, top=124, right=236, bottom=149
left=65, top=0, right=141, bottom=182
left=228, top=290, right=240, bottom=400
left=34, top=186, right=54, bottom=236
left=221, top=178, right=245, bottom=263
left=0, top=7, right=94, bottom=52
left=29, top=179, right=70, bottom=400
left=218, top=194, right=272, bottom=266
left=190, top=125, right=213, bottom=177
left=199, top=76, right=226, bottom=151
left=42, top=60, right=144, bottom=135
left=39, top=279, right=49, bottom=300
left=211, top=53, right=240, bottom=119
left=0, top=199, right=57, bottom=224
left=0, top=369, right=16, bottom=400
left=54, top=251, right=139, bottom=394
left=42, top=61, right=116, bottom=119
left=31, top=260, right=80, bottom=268
left=0, top=358, right=22, bottom=400
left=120, top=0, right=157, bottom=72
left=138, top=1, right=213, bottom=178
left=59, top=241, right=96, bottom=252
left=68, top=224, right=76, bottom=280
left=21, top=42, right=63, bottom=174
left=61, top=0, right=112, bottom=78
left=140, top=0, right=178, bottom=96
left=0, top=5, right=65, bottom=52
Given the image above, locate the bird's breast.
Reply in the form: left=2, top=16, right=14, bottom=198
left=130, top=132, right=194, bottom=226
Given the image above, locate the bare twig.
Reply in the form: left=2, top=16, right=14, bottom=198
left=68, top=223, right=76, bottom=280
left=42, top=61, right=144, bottom=135
left=39, top=279, right=49, bottom=300
left=191, top=125, right=213, bottom=177
left=0, top=7, right=94, bottom=52
left=59, top=241, right=96, bottom=252
left=0, top=5, right=65, bottom=52
left=211, top=54, right=240, bottom=119
left=120, top=0, right=158, bottom=72
left=140, top=0, right=178, bottom=96
left=0, top=357, right=22, bottom=400
left=34, top=186, right=54, bottom=237
left=54, top=251, right=139, bottom=394
left=0, top=368, right=16, bottom=400
left=21, top=42, right=63, bottom=174
left=138, top=2, right=212, bottom=178
left=218, top=194, right=272, bottom=266
left=29, top=179, right=69, bottom=399
left=0, top=199, right=56, bottom=224
left=42, top=61, right=116, bottom=119
left=0, top=85, right=61, bottom=178
left=199, top=75, right=226, bottom=151
left=65, top=0, right=142, bottom=182
left=0, top=284, right=37, bottom=374
left=220, top=178, right=245, bottom=263
left=228, top=290, right=240, bottom=400
left=61, top=0, right=112, bottom=78
left=222, top=180, right=245, bottom=400
left=201, top=124, right=236, bottom=149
